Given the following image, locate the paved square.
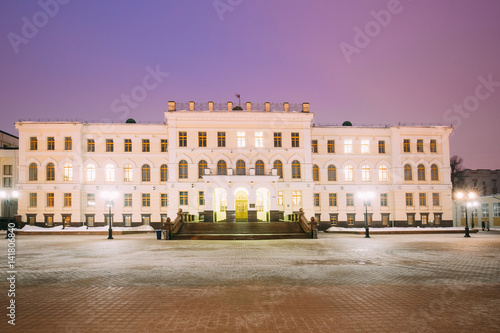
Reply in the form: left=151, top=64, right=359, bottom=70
left=2, top=232, right=500, bottom=332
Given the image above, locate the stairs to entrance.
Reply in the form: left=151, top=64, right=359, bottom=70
left=173, top=222, right=311, bottom=240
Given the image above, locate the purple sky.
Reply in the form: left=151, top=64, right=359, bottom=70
left=1, top=0, right=499, bottom=169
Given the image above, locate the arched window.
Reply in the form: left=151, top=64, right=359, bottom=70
left=46, top=162, right=55, bottom=181
left=217, top=160, right=227, bottom=175
left=63, top=162, right=73, bottom=181
left=361, top=164, right=370, bottom=182
left=142, top=164, right=151, bottom=182
left=198, top=160, right=207, bottom=179
left=417, top=164, right=425, bottom=181
left=273, top=160, right=283, bottom=178
left=292, top=160, right=301, bottom=179
left=236, top=160, right=246, bottom=175
left=255, top=160, right=264, bottom=175
left=312, top=164, right=319, bottom=181
left=404, top=164, right=412, bottom=181
left=378, top=165, right=388, bottom=181
left=105, top=164, right=115, bottom=182
left=160, top=164, right=168, bottom=182
left=123, top=164, right=132, bottom=182
left=86, top=164, right=96, bottom=182
left=29, top=163, right=38, bottom=181
left=344, top=164, right=353, bottom=181
left=327, top=165, right=336, bottom=181
left=179, top=160, right=188, bottom=179
left=431, top=164, right=439, bottom=181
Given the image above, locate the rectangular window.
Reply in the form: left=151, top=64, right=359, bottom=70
left=407, top=214, right=415, bottom=226
left=380, top=193, right=388, bottom=207
left=255, top=132, right=264, bottom=148
left=198, top=191, right=204, bottom=206
left=361, top=139, right=369, bottom=153
left=432, top=193, right=440, bottom=206
left=30, top=137, right=38, bottom=150
left=344, top=139, right=352, bottom=153
left=481, top=203, right=489, bottom=218
left=142, top=193, right=150, bottom=207
left=378, top=140, right=385, bottom=154
left=47, top=137, right=55, bottom=150
left=329, top=193, right=337, bottom=207
left=46, top=193, right=54, bottom=207
left=161, top=139, right=168, bottom=152
left=124, top=215, right=132, bottom=226
left=3, top=165, right=12, bottom=175
left=64, top=193, right=72, bottom=207
left=142, top=139, right=150, bottom=152
left=278, top=191, right=283, bottom=206
left=29, top=193, right=37, bottom=207
left=106, top=139, right=114, bottom=152
left=403, top=139, right=410, bottom=153
left=292, top=191, right=301, bottom=205
left=311, top=140, right=318, bottom=153
left=124, top=139, right=132, bottom=152
left=142, top=215, right=150, bottom=225
left=430, top=139, right=437, bottom=153
left=493, top=203, right=500, bottom=217
left=419, top=193, right=427, bottom=206
left=406, top=193, right=413, bottom=206
left=347, top=214, right=355, bottom=225
left=3, top=177, right=12, bottom=188
left=314, top=193, right=320, bottom=206
left=382, top=213, right=390, bottom=226
left=346, top=193, right=354, bottom=206
left=87, top=139, right=95, bottom=152
left=179, top=131, right=187, bottom=147
left=327, top=140, right=335, bottom=153
left=161, top=193, right=168, bottom=207
left=198, top=132, right=207, bottom=147
left=87, top=193, right=95, bottom=207
left=124, top=193, right=132, bottom=207
left=417, top=139, right=424, bottom=153
left=64, top=137, right=72, bottom=150
left=274, top=133, right=282, bottom=147
left=461, top=206, right=467, bottom=218
left=217, top=132, right=226, bottom=147
left=291, top=132, right=299, bottom=147
left=179, top=191, right=188, bottom=206
left=329, top=214, right=338, bottom=225
left=237, top=132, right=245, bottom=147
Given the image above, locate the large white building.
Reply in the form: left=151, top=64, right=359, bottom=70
left=15, top=102, right=454, bottom=229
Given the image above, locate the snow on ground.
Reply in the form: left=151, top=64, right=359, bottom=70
left=19, top=225, right=155, bottom=232
left=326, top=226, right=499, bottom=232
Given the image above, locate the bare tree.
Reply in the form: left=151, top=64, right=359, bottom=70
left=450, top=155, right=466, bottom=192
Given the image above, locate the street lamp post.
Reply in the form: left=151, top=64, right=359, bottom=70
left=456, top=191, right=477, bottom=238
left=101, top=191, right=118, bottom=240
left=1, top=190, right=19, bottom=239
left=357, top=191, right=375, bottom=238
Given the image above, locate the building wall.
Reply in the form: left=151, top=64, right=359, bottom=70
left=0, top=148, right=19, bottom=220
left=461, top=169, right=500, bottom=196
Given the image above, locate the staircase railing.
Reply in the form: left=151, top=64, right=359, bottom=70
left=165, top=209, right=183, bottom=240
left=298, top=208, right=318, bottom=239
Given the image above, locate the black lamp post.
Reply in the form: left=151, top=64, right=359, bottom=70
left=1, top=190, right=19, bottom=239
left=101, top=191, right=118, bottom=240
left=358, top=191, right=374, bottom=238
left=456, top=191, right=477, bottom=238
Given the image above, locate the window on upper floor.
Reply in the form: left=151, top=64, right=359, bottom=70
left=291, top=132, right=299, bottom=147
left=106, top=139, right=114, bottom=152
left=404, top=164, right=412, bottom=181
left=403, top=139, right=410, bottom=153
left=179, top=132, right=187, bottom=147
left=237, top=132, right=245, bottom=147
left=255, top=132, right=263, bottom=148
left=344, top=139, right=352, bottom=153
left=361, top=165, right=371, bottom=181
left=63, top=162, right=73, bottom=181
left=417, top=139, right=424, bottom=153
left=217, top=160, right=227, bottom=175
left=361, top=140, right=369, bottom=153
left=344, top=164, right=353, bottom=181
left=86, top=164, right=96, bottom=182
left=87, top=139, right=95, bottom=152
left=379, top=165, right=388, bottom=181
left=142, top=139, right=150, bottom=152
left=328, top=165, right=336, bottom=181
left=311, top=140, right=318, bottom=153
left=291, top=160, right=301, bottom=179
left=198, top=132, right=207, bottom=147
left=417, top=164, right=425, bottom=181
left=160, top=164, right=168, bottom=182
left=124, top=164, right=133, bottom=182
left=47, top=137, right=55, bottom=150
left=217, top=132, right=226, bottom=147
left=46, top=163, right=55, bottom=181
left=431, top=164, right=439, bottom=181
left=327, top=140, right=335, bottom=153
left=179, top=160, right=188, bottom=179
left=161, top=139, right=168, bottom=152
left=141, top=164, right=151, bottom=182
left=30, top=137, right=38, bottom=150
left=65, top=137, right=72, bottom=151
left=274, top=133, right=282, bottom=147
left=236, top=160, right=246, bottom=175
left=273, top=160, right=283, bottom=179
left=255, top=160, right=265, bottom=175
left=430, top=139, right=437, bottom=153
left=29, top=163, right=38, bottom=181
left=124, top=139, right=132, bottom=152
left=198, top=160, right=207, bottom=179
left=378, top=140, right=385, bottom=154
left=105, top=164, right=115, bottom=182
left=312, top=164, right=319, bottom=181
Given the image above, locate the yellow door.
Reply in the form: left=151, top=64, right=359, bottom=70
left=235, top=191, right=248, bottom=221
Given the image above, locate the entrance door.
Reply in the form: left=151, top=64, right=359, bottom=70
left=235, top=191, right=248, bottom=221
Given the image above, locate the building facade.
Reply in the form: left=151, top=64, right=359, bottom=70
left=0, top=131, right=19, bottom=222
left=461, top=169, right=499, bottom=196
left=15, top=102, right=454, bottom=228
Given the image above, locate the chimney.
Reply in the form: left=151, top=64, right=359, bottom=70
left=283, top=102, right=289, bottom=112
left=189, top=101, right=195, bottom=111
left=265, top=102, right=271, bottom=112
left=208, top=101, right=214, bottom=111
left=302, top=102, right=310, bottom=113
left=168, top=101, right=176, bottom=112
left=227, top=101, right=233, bottom=111
left=246, top=102, right=252, bottom=111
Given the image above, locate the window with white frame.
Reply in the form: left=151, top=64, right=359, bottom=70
left=378, top=165, right=388, bottom=181
left=63, top=162, right=73, bottom=181
left=344, top=164, right=353, bottom=181
left=86, top=164, right=96, bottom=182
left=361, top=165, right=370, bottom=181
left=481, top=204, right=489, bottom=217
left=237, top=132, right=245, bottom=147
left=255, top=132, right=263, bottom=147
left=105, top=164, right=115, bottom=182
left=494, top=203, right=500, bottom=217
left=344, top=139, right=352, bottom=153
left=361, top=140, right=369, bottom=153
left=292, top=191, right=301, bottom=205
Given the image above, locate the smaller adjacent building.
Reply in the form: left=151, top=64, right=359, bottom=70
left=462, top=169, right=499, bottom=196
left=0, top=131, right=19, bottom=224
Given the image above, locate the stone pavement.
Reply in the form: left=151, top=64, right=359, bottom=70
left=1, top=231, right=499, bottom=332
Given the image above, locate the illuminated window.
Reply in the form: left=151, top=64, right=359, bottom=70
left=255, top=132, right=263, bottom=147
left=291, top=160, right=301, bottom=179
left=380, top=193, right=388, bottom=206
left=403, top=139, right=410, bottom=153
left=217, top=160, right=227, bottom=175
left=407, top=214, right=414, bottom=225
left=291, top=132, right=299, bottom=147
left=237, top=132, right=245, bottom=147
left=47, top=137, right=55, bottom=150
left=46, top=163, right=55, bottom=181
left=314, top=193, right=320, bottom=206
left=361, top=165, right=370, bottom=181
left=124, top=139, right=132, bottom=152
left=198, top=191, right=204, bottom=206
left=274, top=133, right=282, bottom=147
left=278, top=191, right=283, bottom=206
left=30, top=137, right=38, bottom=150
left=361, top=140, right=369, bottom=153
left=198, top=132, right=207, bottom=147
left=64, top=137, right=72, bottom=151
left=141, top=164, right=151, bottom=182
left=87, top=139, right=95, bottom=152
left=217, top=132, right=225, bottom=147
left=142, top=193, right=150, bottom=207
left=106, top=139, right=113, bottom=152
left=378, top=140, right=385, bottom=153
left=346, top=193, right=354, bottom=206
left=406, top=193, right=413, bottom=206
left=273, top=160, right=283, bottom=178
left=64, top=193, right=72, bottom=207
left=179, top=160, right=188, bottom=179
left=344, top=139, right=352, bottom=153
left=255, top=160, right=265, bottom=175
left=344, top=164, right=353, bottom=182
left=105, top=164, right=115, bottom=182
left=327, top=140, right=335, bottom=153
left=417, top=164, right=425, bottom=181
left=63, top=162, right=73, bottom=181
left=327, top=165, right=336, bottom=181
left=160, top=164, right=168, bottom=182
left=123, top=214, right=132, bottom=226
left=378, top=165, right=388, bottom=181
left=431, top=164, right=439, bottom=181
left=494, top=203, right=500, bottom=217
left=312, top=164, right=319, bottom=181
left=87, top=193, right=95, bottom=207
left=29, top=193, right=37, bottom=207
left=311, top=140, right=318, bottom=153
left=124, top=193, right=132, bottom=207
left=161, top=139, right=168, bottom=152
left=46, top=193, right=54, bottom=207
left=179, top=132, right=187, bottom=147
left=292, top=191, right=301, bottom=205
left=347, top=214, right=355, bottom=225
left=179, top=191, right=188, bottom=206
left=417, top=139, right=424, bottom=153
left=123, top=164, right=133, bottom=182
left=404, top=164, right=412, bottom=181
left=419, top=193, right=427, bottom=206
left=433, top=193, right=440, bottom=206
left=236, top=160, right=246, bottom=175
left=329, top=193, right=337, bottom=206
left=198, top=160, right=207, bottom=179
left=330, top=214, right=338, bottom=225
left=161, top=193, right=168, bottom=207
left=430, top=140, right=437, bottom=153
left=29, top=163, right=38, bottom=181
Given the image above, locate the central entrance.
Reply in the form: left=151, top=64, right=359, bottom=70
left=235, top=191, right=248, bottom=221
